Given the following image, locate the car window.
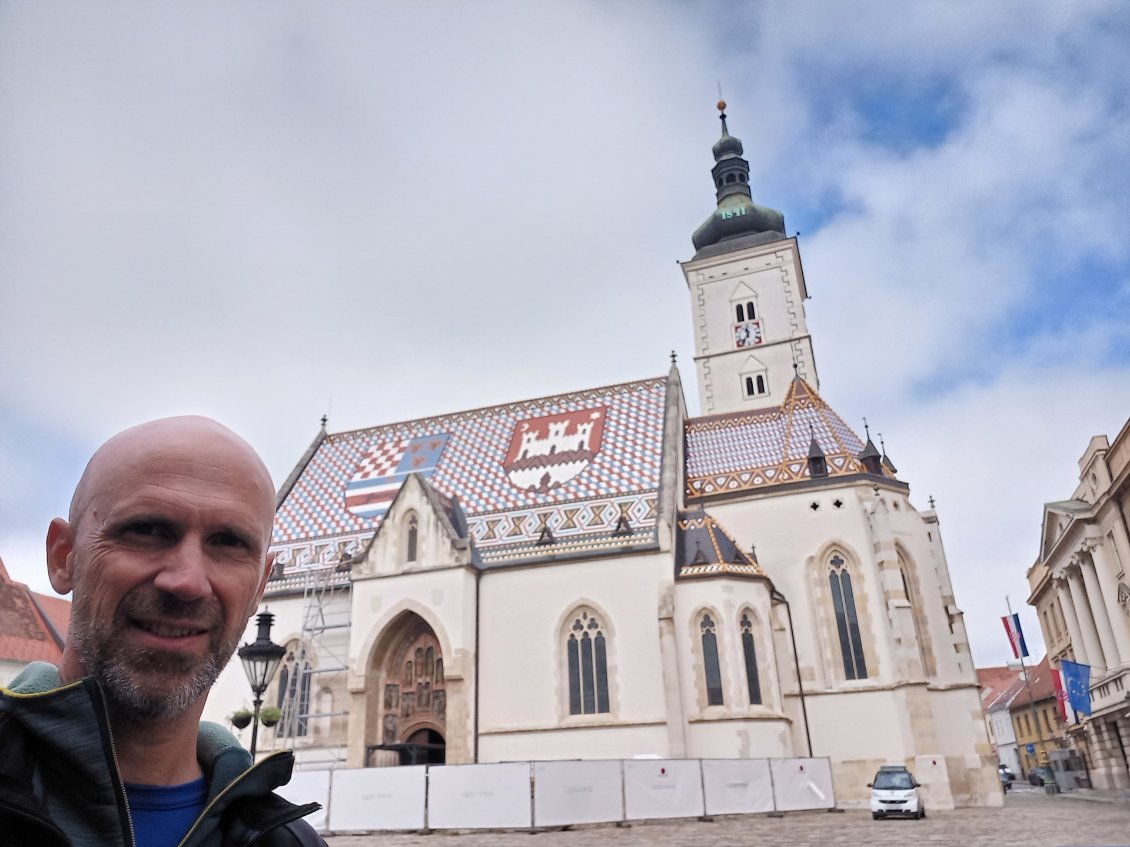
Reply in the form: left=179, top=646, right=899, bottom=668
left=873, top=772, right=913, bottom=790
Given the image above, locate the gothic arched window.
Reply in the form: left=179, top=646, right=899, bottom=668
left=278, top=642, right=312, bottom=737
left=700, top=613, right=724, bottom=706
left=566, top=610, right=610, bottom=715
left=736, top=303, right=746, bottom=323
left=828, top=554, right=868, bottom=680
left=740, top=612, right=762, bottom=705
left=406, top=514, right=418, bottom=562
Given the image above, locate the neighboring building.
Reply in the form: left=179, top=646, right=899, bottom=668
left=1005, top=657, right=1062, bottom=775
left=206, top=107, right=1001, bottom=808
left=0, top=556, right=69, bottom=685
left=977, top=665, right=1024, bottom=776
left=1028, top=419, right=1130, bottom=789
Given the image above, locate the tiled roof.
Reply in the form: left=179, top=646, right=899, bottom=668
left=675, top=507, right=766, bottom=580
left=0, top=557, right=67, bottom=666
left=1008, top=656, right=1056, bottom=707
left=685, top=376, right=884, bottom=499
left=977, top=665, right=1024, bottom=709
left=273, top=376, right=669, bottom=567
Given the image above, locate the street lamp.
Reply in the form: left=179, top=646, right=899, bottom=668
left=237, top=610, right=286, bottom=757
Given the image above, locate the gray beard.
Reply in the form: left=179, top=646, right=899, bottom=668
left=69, top=589, right=239, bottom=722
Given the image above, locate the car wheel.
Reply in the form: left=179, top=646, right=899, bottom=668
left=872, top=812, right=881, bottom=820
left=920, top=807, right=926, bottom=819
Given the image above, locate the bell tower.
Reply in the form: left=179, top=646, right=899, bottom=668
left=680, top=102, right=818, bottom=415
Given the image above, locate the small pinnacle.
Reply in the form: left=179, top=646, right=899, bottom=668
left=320, top=414, right=328, bottom=428
left=879, top=433, right=887, bottom=453
left=863, top=417, right=871, bottom=439
left=929, top=495, right=936, bottom=509
left=670, top=349, right=677, bottom=364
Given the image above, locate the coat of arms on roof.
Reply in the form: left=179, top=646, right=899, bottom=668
left=503, top=407, right=606, bottom=494
left=345, top=433, right=450, bottom=520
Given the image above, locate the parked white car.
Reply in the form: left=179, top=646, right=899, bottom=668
left=868, top=766, right=925, bottom=820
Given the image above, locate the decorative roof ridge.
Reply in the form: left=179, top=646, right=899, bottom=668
left=327, top=373, right=670, bottom=441
left=276, top=423, right=329, bottom=510
left=686, top=404, right=783, bottom=428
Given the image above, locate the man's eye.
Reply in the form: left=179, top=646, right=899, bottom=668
left=124, top=521, right=170, bottom=539
left=213, top=531, right=249, bottom=548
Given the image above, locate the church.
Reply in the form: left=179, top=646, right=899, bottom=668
left=204, top=105, right=1001, bottom=808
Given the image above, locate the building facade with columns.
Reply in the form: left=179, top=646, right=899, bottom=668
left=204, top=108, right=1001, bottom=808
left=1027, top=418, right=1130, bottom=789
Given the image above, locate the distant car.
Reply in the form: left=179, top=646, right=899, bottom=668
left=868, top=765, right=925, bottom=820
left=1028, top=766, right=1055, bottom=786
left=998, top=764, right=1015, bottom=792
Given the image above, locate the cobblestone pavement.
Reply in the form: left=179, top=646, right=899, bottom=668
left=324, top=790, right=1130, bottom=847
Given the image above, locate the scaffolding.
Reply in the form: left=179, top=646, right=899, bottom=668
left=277, top=558, right=353, bottom=769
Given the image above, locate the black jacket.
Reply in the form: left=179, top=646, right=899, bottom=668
left=0, top=662, right=326, bottom=847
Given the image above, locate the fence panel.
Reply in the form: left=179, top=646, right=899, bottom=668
left=275, top=768, right=331, bottom=832
left=328, top=765, right=427, bottom=831
left=532, top=759, right=624, bottom=827
left=701, top=758, right=775, bottom=815
left=769, top=757, right=835, bottom=811
left=426, top=762, right=533, bottom=829
left=622, top=759, right=704, bottom=820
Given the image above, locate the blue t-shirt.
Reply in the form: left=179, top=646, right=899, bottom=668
left=125, top=776, right=207, bottom=847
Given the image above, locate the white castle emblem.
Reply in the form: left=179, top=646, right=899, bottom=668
left=503, top=407, right=606, bottom=493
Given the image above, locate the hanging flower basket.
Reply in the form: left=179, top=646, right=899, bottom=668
left=259, top=706, right=282, bottom=728
left=230, top=710, right=253, bottom=730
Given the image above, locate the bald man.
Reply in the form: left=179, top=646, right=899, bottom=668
left=0, top=417, right=326, bottom=847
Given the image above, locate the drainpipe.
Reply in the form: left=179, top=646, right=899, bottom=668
left=473, top=565, right=481, bottom=763
left=772, top=587, right=813, bottom=757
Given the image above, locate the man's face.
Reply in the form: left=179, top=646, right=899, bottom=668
left=52, top=420, right=275, bottom=721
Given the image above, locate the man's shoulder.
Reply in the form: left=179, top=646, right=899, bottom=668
left=4, top=662, right=63, bottom=694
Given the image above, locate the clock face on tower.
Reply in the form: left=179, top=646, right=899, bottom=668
left=733, top=320, right=763, bottom=348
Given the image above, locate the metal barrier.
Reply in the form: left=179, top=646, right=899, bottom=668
left=304, top=756, right=836, bottom=832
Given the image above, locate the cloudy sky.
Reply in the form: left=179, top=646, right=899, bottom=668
left=2, top=1, right=1127, bottom=668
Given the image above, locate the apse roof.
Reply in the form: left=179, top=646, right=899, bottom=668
left=675, top=507, right=766, bottom=580
left=685, top=376, right=892, bottom=499
left=273, top=376, right=670, bottom=568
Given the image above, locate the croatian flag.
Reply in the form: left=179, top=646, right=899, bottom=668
left=344, top=432, right=450, bottom=521
left=1001, top=613, right=1029, bottom=659
left=1060, top=659, right=1092, bottom=717
left=1051, top=667, right=1071, bottom=722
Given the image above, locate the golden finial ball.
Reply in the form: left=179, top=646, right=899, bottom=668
left=717, top=100, right=727, bottom=112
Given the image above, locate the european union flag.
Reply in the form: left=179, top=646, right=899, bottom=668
left=1060, top=659, right=1092, bottom=717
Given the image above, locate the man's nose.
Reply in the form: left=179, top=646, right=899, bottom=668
left=152, top=539, right=213, bottom=601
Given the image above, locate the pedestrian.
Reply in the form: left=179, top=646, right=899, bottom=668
left=0, top=416, right=326, bottom=846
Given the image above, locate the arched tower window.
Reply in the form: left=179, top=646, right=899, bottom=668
left=740, top=611, right=762, bottom=705
left=700, top=613, right=724, bottom=705
left=828, top=554, right=868, bottom=680
left=745, top=300, right=756, bottom=321
left=736, top=303, right=746, bottom=323
left=566, top=609, right=609, bottom=715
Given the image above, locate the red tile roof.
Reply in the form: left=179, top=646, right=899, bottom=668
left=0, top=556, right=69, bottom=666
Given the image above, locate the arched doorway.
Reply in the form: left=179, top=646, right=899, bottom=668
left=365, top=613, right=447, bottom=766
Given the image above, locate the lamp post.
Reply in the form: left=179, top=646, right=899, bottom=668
left=237, top=610, right=286, bottom=758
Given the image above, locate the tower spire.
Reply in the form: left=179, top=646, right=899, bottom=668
left=691, top=101, right=786, bottom=258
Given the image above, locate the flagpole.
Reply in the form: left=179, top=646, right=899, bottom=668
left=1007, top=596, right=1049, bottom=775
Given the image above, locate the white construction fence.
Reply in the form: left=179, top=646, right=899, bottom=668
left=275, top=757, right=836, bottom=834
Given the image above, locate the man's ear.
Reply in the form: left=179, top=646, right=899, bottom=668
left=46, top=518, right=76, bottom=595
left=252, top=551, right=275, bottom=608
